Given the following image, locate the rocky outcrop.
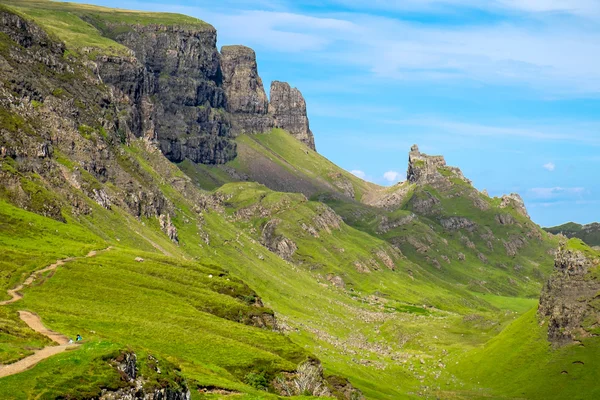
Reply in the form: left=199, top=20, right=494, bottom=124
left=261, top=219, right=297, bottom=260
left=407, top=144, right=470, bottom=187
left=500, top=193, right=529, bottom=218
left=159, top=213, right=179, bottom=243
left=269, top=81, right=316, bottom=150
left=220, top=45, right=273, bottom=134
left=440, top=217, right=476, bottom=232
left=539, top=245, right=600, bottom=346
left=93, top=21, right=236, bottom=165
left=101, top=352, right=191, bottom=400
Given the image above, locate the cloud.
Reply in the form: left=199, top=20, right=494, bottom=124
left=528, top=187, right=585, bottom=200
left=381, top=116, right=600, bottom=145
left=543, top=162, right=556, bottom=171
left=383, top=170, right=401, bottom=182
left=350, top=169, right=366, bottom=178
left=104, top=0, right=600, bottom=95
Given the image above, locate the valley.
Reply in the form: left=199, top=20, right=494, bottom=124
left=0, top=1, right=598, bottom=399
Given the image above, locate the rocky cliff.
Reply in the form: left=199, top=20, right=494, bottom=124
left=269, top=81, right=316, bottom=150
left=90, top=21, right=316, bottom=163
left=92, top=20, right=235, bottom=164
left=220, top=45, right=273, bottom=135
left=407, top=144, right=470, bottom=188
left=539, top=241, right=600, bottom=346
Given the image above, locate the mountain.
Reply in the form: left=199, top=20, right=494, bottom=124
left=0, top=1, right=597, bottom=399
left=545, top=222, right=600, bottom=247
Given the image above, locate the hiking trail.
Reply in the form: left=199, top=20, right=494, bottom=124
left=0, top=247, right=111, bottom=378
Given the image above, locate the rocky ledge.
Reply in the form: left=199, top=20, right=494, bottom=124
left=538, top=243, right=600, bottom=346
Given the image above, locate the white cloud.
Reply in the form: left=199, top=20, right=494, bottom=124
left=350, top=169, right=366, bottom=178
left=104, top=0, right=600, bottom=95
left=529, top=187, right=585, bottom=199
left=383, top=170, right=401, bottom=182
left=543, top=162, right=556, bottom=171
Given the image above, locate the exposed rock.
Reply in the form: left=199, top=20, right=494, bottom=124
left=327, top=274, right=346, bottom=289
left=93, top=20, right=236, bottom=165
left=408, top=191, right=440, bottom=215
left=539, top=246, right=600, bottom=346
left=135, top=257, right=144, bottom=262
left=377, top=214, right=416, bottom=234
left=375, top=249, right=397, bottom=270
left=407, top=144, right=471, bottom=187
left=313, top=205, right=343, bottom=233
left=101, top=352, right=190, bottom=400
left=500, top=193, right=529, bottom=218
left=220, top=45, right=273, bottom=134
left=159, top=214, right=179, bottom=243
left=92, top=188, right=112, bottom=210
left=503, top=235, right=527, bottom=257
left=457, top=252, right=466, bottom=261
left=440, top=217, right=476, bottom=232
left=269, top=81, right=315, bottom=150
left=496, top=213, right=515, bottom=225
left=261, top=219, right=297, bottom=260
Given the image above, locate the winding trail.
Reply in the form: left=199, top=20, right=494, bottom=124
left=0, top=247, right=111, bottom=378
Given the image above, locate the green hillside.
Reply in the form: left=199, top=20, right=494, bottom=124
left=545, top=222, right=600, bottom=247
left=0, top=1, right=597, bottom=399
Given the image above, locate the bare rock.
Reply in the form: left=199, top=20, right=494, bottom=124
left=539, top=247, right=600, bottom=346
left=269, top=81, right=315, bottom=150
left=220, top=45, right=273, bottom=134
left=500, top=193, right=529, bottom=218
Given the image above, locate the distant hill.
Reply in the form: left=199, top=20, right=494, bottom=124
left=545, top=222, right=600, bottom=247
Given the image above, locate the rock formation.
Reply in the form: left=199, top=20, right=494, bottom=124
left=407, top=144, right=470, bottom=187
left=500, top=193, right=529, bottom=218
left=94, top=21, right=235, bottom=164
left=539, top=244, right=600, bottom=346
left=269, top=81, right=316, bottom=150
left=220, top=45, right=273, bottom=134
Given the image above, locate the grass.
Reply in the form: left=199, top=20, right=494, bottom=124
left=0, top=0, right=211, bottom=57
left=443, top=308, right=600, bottom=399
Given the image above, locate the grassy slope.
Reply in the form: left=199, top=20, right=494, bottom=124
left=0, top=1, right=583, bottom=398
left=186, top=129, right=379, bottom=201
left=1, top=0, right=210, bottom=57
left=196, top=128, right=557, bottom=299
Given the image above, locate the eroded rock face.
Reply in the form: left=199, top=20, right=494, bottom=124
left=539, top=247, right=600, bottom=346
left=500, top=193, right=529, bottom=218
left=269, top=81, right=316, bottom=150
left=261, top=218, right=297, bottom=260
left=407, top=144, right=470, bottom=187
left=94, top=21, right=236, bottom=165
left=221, top=45, right=273, bottom=134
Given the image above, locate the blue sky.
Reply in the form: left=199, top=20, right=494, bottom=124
left=72, top=0, right=600, bottom=227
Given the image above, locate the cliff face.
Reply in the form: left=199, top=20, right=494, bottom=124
left=269, top=81, right=316, bottom=150
left=91, top=22, right=316, bottom=163
left=539, top=244, right=600, bottom=346
left=220, top=45, right=273, bottom=135
left=94, top=22, right=235, bottom=164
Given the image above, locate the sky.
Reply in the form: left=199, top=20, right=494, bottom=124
left=71, top=0, right=600, bottom=227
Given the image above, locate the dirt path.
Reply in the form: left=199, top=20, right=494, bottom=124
left=0, top=247, right=111, bottom=379
left=0, top=312, right=77, bottom=379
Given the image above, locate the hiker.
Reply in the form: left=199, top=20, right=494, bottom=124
left=76, top=334, right=82, bottom=342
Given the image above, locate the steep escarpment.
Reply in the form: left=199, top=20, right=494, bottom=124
left=90, top=19, right=316, bottom=163
left=539, top=240, right=600, bottom=346
left=269, top=81, right=316, bottom=150
left=91, top=19, right=235, bottom=164
left=221, top=45, right=273, bottom=135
